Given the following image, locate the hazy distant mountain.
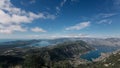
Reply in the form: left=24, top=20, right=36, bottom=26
left=1, top=38, right=120, bottom=48
left=52, top=38, right=120, bottom=47
left=81, top=38, right=120, bottom=47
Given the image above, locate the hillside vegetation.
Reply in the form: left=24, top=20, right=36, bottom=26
left=0, top=41, right=93, bottom=68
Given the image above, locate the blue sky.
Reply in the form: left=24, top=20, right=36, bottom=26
left=0, top=0, right=120, bottom=39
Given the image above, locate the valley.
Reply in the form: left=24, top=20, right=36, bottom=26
left=0, top=38, right=120, bottom=68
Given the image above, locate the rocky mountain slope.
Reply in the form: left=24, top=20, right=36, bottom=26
left=0, top=40, right=93, bottom=68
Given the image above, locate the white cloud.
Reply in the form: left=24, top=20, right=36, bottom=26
left=29, top=0, right=36, bottom=4
left=31, top=27, right=46, bottom=32
left=56, top=34, right=90, bottom=38
left=98, top=19, right=112, bottom=24
left=56, top=0, right=67, bottom=14
left=91, top=13, right=117, bottom=25
left=27, top=35, right=40, bottom=38
left=26, top=33, right=90, bottom=39
left=96, top=13, right=117, bottom=19
left=101, top=13, right=117, bottom=18
left=71, top=0, right=79, bottom=2
left=0, top=24, right=26, bottom=34
left=66, top=21, right=90, bottom=30
left=51, top=33, right=90, bottom=39
left=60, top=0, right=67, bottom=7
left=113, top=0, right=120, bottom=9
left=0, top=0, right=55, bottom=34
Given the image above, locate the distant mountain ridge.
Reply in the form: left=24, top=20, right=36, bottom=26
left=51, top=38, right=120, bottom=47
left=1, top=38, right=120, bottom=47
